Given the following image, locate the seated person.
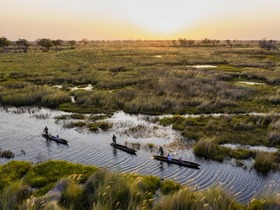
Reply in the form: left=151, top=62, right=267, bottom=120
left=167, top=154, right=172, bottom=161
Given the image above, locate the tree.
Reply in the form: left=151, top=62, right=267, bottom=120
left=0, top=36, right=11, bottom=48
left=68, top=40, right=76, bottom=48
left=37, top=38, right=53, bottom=51
left=16, top=39, right=29, bottom=53
left=80, top=38, right=89, bottom=45
left=259, top=39, right=278, bottom=51
left=52, top=39, right=63, bottom=51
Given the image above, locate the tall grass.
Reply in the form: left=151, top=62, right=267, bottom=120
left=23, top=160, right=97, bottom=196
left=0, top=161, right=31, bottom=192
left=64, top=170, right=160, bottom=210
left=0, top=181, right=31, bottom=210
left=193, top=138, right=227, bottom=162
left=0, top=160, right=279, bottom=209
left=155, top=186, right=244, bottom=210
left=253, top=152, right=278, bottom=174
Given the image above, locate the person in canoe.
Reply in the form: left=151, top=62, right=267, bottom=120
left=112, top=134, right=117, bottom=144
left=158, top=146, right=164, bottom=156
left=56, top=135, right=60, bottom=140
left=167, top=154, right=172, bottom=161
left=43, top=126, right=48, bottom=135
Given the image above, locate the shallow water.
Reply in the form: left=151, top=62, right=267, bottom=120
left=0, top=107, right=279, bottom=203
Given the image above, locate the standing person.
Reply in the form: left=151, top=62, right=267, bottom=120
left=43, top=126, right=48, bottom=135
left=158, top=146, right=164, bottom=156
left=112, top=134, right=117, bottom=144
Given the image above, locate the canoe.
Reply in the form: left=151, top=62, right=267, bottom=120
left=42, top=134, right=68, bottom=145
left=110, top=143, right=137, bottom=155
left=153, top=155, right=200, bottom=169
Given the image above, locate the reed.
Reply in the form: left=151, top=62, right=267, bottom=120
left=193, top=138, right=227, bottom=162
left=0, top=181, right=30, bottom=210
left=154, top=188, right=196, bottom=210
left=41, top=92, right=71, bottom=108
left=253, top=152, right=278, bottom=174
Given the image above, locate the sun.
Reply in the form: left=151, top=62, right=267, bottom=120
left=120, top=1, right=207, bottom=35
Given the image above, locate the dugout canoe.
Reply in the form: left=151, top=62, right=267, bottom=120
left=42, top=134, right=68, bottom=145
left=110, top=143, right=137, bottom=155
left=153, top=155, right=200, bottom=169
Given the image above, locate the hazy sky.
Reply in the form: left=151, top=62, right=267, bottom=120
left=1, top=0, right=280, bottom=40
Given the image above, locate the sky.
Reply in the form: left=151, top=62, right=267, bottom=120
left=1, top=0, right=280, bottom=41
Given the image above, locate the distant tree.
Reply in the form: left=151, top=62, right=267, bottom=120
left=0, top=36, right=11, bottom=48
left=37, top=38, right=53, bottom=52
left=16, top=39, right=29, bottom=53
left=201, top=38, right=211, bottom=46
left=52, top=39, right=63, bottom=51
left=225, top=39, right=232, bottom=48
left=80, top=38, right=89, bottom=45
left=259, top=39, right=278, bottom=51
left=68, top=40, right=76, bottom=48
left=177, top=38, right=195, bottom=47
left=211, top=40, right=220, bottom=46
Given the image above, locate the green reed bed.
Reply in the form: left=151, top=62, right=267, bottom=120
left=22, top=160, right=97, bottom=196
left=253, top=152, right=279, bottom=174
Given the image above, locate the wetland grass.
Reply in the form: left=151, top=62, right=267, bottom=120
left=0, top=41, right=279, bottom=115
left=0, top=160, right=279, bottom=209
left=253, top=152, right=278, bottom=174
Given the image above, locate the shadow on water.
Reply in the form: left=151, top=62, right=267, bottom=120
left=0, top=107, right=279, bottom=203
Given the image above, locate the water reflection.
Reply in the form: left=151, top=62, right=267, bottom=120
left=0, top=107, right=279, bottom=203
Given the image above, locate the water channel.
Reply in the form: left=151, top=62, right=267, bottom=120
left=0, top=107, right=279, bottom=203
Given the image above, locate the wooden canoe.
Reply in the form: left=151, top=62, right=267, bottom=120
left=42, top=134, right=68, bottom=145
left=153, top=155, right=200, bottom=169
left=110, top=143, right=137, bottom=155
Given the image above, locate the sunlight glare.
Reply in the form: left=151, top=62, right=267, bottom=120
left=121, top=0, right=209, bottom=35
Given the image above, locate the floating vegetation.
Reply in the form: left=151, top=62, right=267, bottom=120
left=0, top=149, right=15, bottom=159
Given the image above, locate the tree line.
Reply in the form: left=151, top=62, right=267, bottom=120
left=1, top=36, right=279, bottom=53
left=0, top=36, right=81, bottom=53
left=174, top=38, right=279, bottom=50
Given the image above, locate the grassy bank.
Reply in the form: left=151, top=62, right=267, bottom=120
left=0, top=160, right=279, bottom=210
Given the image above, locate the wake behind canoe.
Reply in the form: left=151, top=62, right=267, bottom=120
left=153, top=155, right=200, bottom=169
left=110, top=143, right=136, bottom=155
left=42, top=134, right=68, bottom=145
